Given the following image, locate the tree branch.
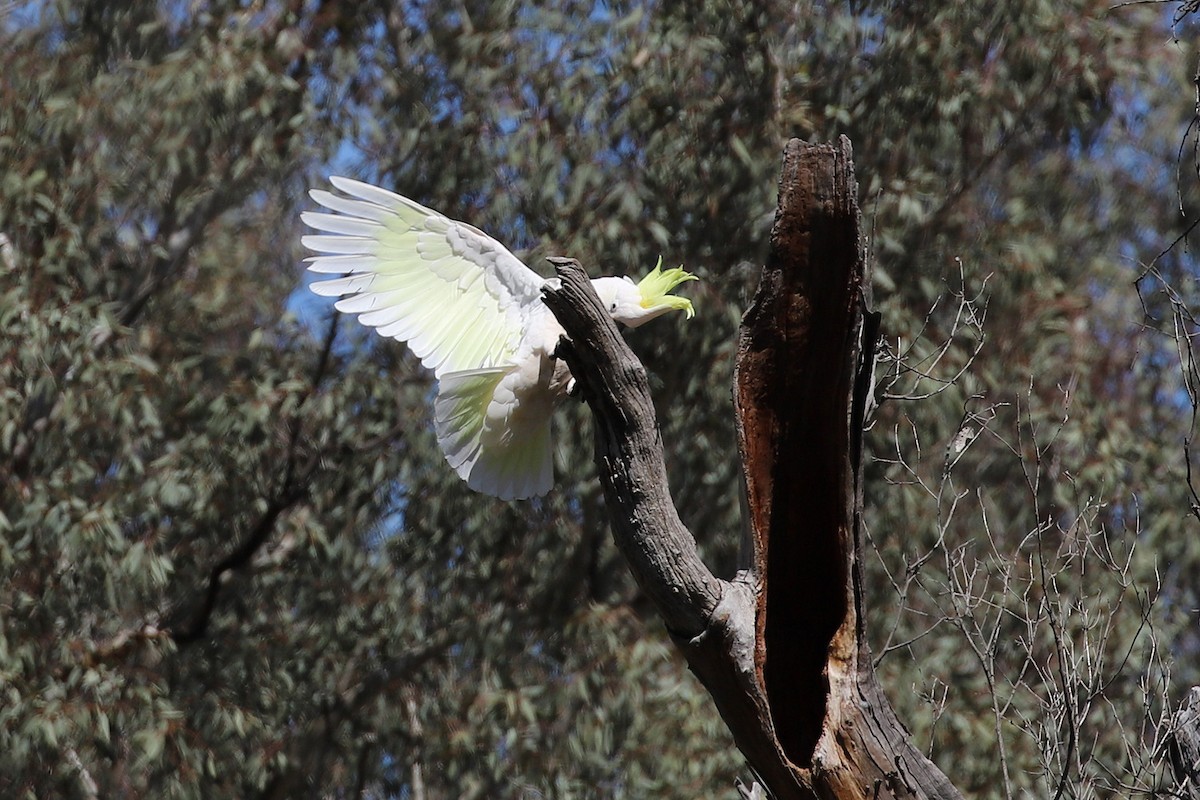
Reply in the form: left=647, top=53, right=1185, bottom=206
left=167, top=314, right=340, bottom=645
left=544, top=138, right=965, bottom=799
left=544, top=257, right=811, bottom=794
left=542, top=258, right=724, bottom=638
left=1164, top=687, right=1200, bottom=799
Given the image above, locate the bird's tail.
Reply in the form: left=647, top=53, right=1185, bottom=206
left=435, top=367, right=554, bottom=501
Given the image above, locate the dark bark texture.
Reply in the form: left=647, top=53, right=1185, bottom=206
left=1165, top=687, right=1200, bottom=800
left=542, top=138, right=963, bottom=799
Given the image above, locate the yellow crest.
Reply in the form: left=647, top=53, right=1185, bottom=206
left=636, top=257, right=699, bottom=319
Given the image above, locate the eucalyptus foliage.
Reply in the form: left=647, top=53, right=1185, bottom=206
left=1, top=1, right=1196, bottom=797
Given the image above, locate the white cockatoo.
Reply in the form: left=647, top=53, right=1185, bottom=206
left=301, top=177, right=697, bottom=500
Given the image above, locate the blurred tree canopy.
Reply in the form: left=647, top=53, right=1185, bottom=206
left=2, top=0, right=1199, bottom=797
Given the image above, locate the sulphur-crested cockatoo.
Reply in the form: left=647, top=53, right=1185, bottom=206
left=302, top=177, right=697, bottom=500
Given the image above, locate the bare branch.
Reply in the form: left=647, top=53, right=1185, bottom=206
left=168, top=313, right=341, bottom=645
left=541, top=257, right=725, bottom=638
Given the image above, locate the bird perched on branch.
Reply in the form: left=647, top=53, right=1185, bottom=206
left=302, top=177, right=697, bottom=500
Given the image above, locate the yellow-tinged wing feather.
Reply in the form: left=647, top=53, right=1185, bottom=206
left=435, top=367, right=554, bottom=500
left=302, top=177, right=545, bottom=378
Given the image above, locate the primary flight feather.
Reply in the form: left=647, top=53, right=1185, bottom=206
left=302, top=177, right=697, bottom=500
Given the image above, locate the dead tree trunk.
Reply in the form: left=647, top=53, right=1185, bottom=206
left=542, top=137, right=962, bottom=799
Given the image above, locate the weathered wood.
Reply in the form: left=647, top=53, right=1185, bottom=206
left=1165, top=687, right=1200, bottom=799
left=544, top=260, right=810, bottom=796
left=541, top=258, right=724, bottom=639
left=542, top=137, right=963, bottom=799
left=736, top=136, right=861, bottom=764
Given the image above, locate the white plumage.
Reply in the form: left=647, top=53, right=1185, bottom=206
left=302, top=177, right=696, bottom=500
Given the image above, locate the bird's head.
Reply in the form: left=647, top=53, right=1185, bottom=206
left=592, top=257, right=699, bottom=328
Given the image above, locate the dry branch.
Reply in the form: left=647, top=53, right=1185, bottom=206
left=543, top=138, right=962, bottom=799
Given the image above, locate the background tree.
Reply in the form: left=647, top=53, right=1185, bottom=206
left=1, top=1, right=1197, bottom=797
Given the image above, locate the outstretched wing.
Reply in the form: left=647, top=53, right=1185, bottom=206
left=302, top=177, right=545, bottom=377
left=434, top=367, right=554, bottom=500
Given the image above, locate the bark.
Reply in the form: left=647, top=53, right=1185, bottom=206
left=542, top=137, right=962, bottom=799
left=1165, top=687, right=1200, bottom=799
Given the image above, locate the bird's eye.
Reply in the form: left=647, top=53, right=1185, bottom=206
left=610, top=302, right=617, bottom=312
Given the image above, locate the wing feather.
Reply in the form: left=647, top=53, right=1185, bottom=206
left=333, top=290, right=403, bottom=315
left=312, top=274, right=377, bottom=297
left=433, top=366, right=553, bottom=498
left=469, top=411, right=554, bottom=500
left=329, top=176, right=423, bottom=213
left=304, top=254, right=378, bottom=274
left=356, top=299, right=408, bottom=327
left=435, top=368, right=506, bottom=473
left=303, top=177, right=546, bottom=377
left=300, top=211, right=383, bottom=238
left=408, top=304, right=480, bottom=363
left=301, top=234, right=378, bottom=255
left=417, top=307, right=487, bottom=376
left=307, top=190, right=393, bottom=222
